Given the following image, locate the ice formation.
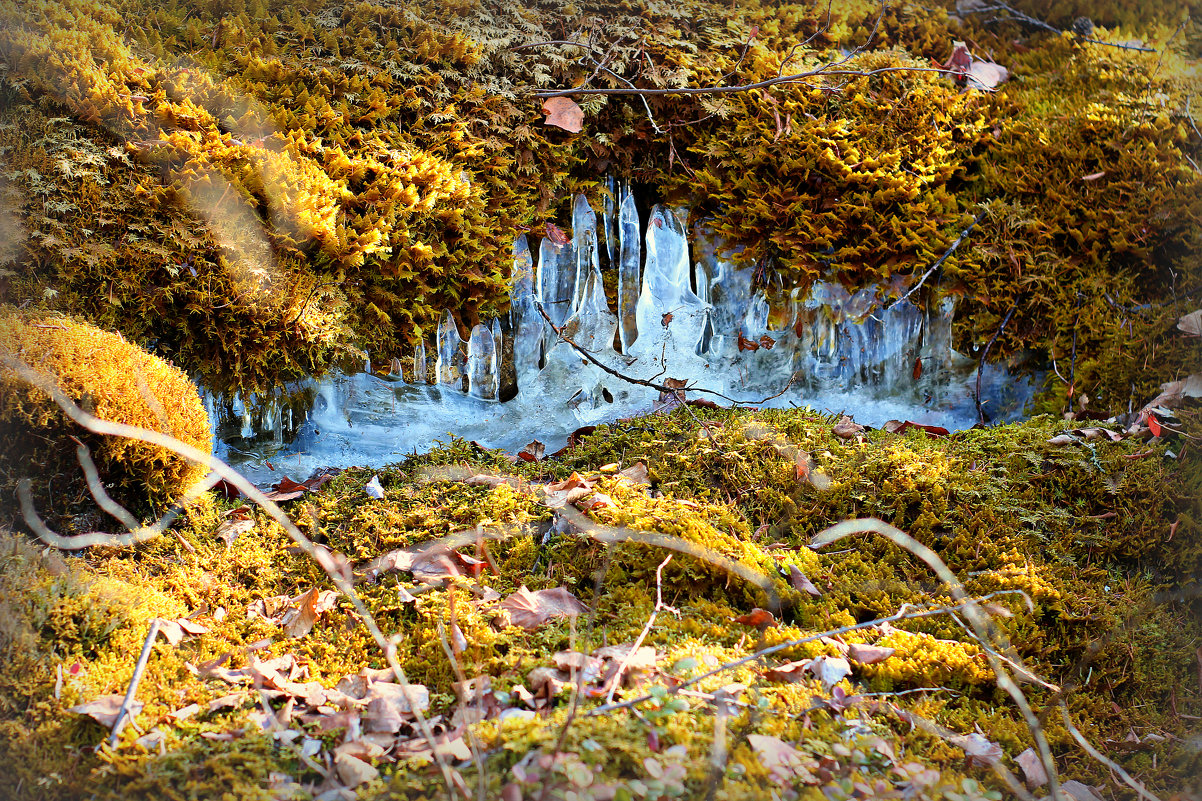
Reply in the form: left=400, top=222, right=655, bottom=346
left=212, top=193, right=1039, bottom=485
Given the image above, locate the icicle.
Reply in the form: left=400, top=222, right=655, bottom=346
left=571, top=194, right=599, bottom=315
left=435, top=310, right=463, bottom=387
left=467, top=323, right=499, bottom=400
left=617, top=192, right=641, bottom=353
left=413, top=338, right=428, bottom=384
left=510, top=235, right=543, bottom=392
left=537, top=236, right=575, bottom=327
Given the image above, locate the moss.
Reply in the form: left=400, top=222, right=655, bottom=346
left=0, top=308, right=210, bottom=532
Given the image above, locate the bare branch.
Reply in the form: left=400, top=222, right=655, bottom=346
left=888, top=212, right=984, bottom=311
left=109, top=619, right=160, bottom=747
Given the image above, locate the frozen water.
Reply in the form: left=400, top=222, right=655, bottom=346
left=467, top=323, right=498, bottom=400
left=213, top=193, right=1041, bottom=486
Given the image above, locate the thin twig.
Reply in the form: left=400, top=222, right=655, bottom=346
left=974, top=300, right=1020, bottom=426
left=810, top=519, right=1062, bottom=801
left=109, top=619, right=160, bottom=747
left=436, top=621, right=489, bottom=801
left=888, top=212, right=984, bottom=310
left=963, top=3, right=1157, bottom=51
left=1058, top=703, right=1163, bottom=801
left=605, top=554, right=674, bottom=703
left=534, top=300, right=797, bottom=405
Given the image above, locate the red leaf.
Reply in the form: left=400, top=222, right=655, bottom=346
left=734, top=608, right=777, bottom=628
left=737, top=333, right=760, bottom=352
left=545, top=222, right=570, bottom=247
left=758, top=335, right=776, bottom=350
left=1148, top=414, right=1163, bottom=437
left=912, top=357, right=923, bottom=381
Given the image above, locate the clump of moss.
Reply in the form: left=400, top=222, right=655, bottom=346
left=0, top=308, right=210, bottom=531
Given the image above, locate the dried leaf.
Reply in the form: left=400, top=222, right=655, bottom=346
left=832, top=415, right=865, bottom=439
left=1178, top=309, right=1202, bottom=336
left=757, top=335, right=776, bottom=350
left=1061, top=780, right=1106, bottom=801
left=734, top=608, right=777, bottom=628
left=517, top=440, right=545, bottom=462
left=762, top=659, right=810, bottom=683
left=545, top=222, right=570, bottom=247
left=281, top=588, right=339, bottom=638
left=1081, top=171, right=1106, bottom=181
left=737, top=332, right=760, bottom=351
left=806, top=655, right=851, bottom=689
left=364, top=475, right=385, bottom=499
left=846, top=643, right=895, bottom=664
left=787, top=565, right=821, bottom=597
left=541, top=96, right=584, bottom=133
left=215, top=517, right=254, bottom=546
left=747, top=734, right=819, bottom=785
left=499, top=586, right=587, bottom=629
left=334, top=753, right=378, bottom=788
left=70, top=694, right=142, bottom=728
left=1015, top=747, right=1049, bottom=789
left=949, top=731, right=1002, bottom=767
left=618, top=461, right=650, bottom=486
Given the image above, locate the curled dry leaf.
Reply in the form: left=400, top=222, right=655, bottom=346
left=787, top=565, right=822, bottom=597
left=541, top=96, right=584, bottom=133
left=762, top=659, right=810, bottom=683
left=807, top=655, right=852, bottom=689
left=949, top=731, right=1002, bottom=768
left=846, top=643, right=895, bottom=665
left=746, top=734, right=819, bottom=785
left=517, top=440, right=545, bottom=462
left=1014, top=746, right=1049, bottom=789
left=618, top=461, right=650, bottom=486
left=70, top=694, right=142, bottom=728
left=280, top=587, right=339, bottom=638
left=1177, top=309, right=1202, bottom=336
left=214, top=517, right=254, bottom=547
left=832, top=414, right=865, bottom=439
left=499, top=585, right=587, bottom=629
left=734, top=608, right=777, bottom=628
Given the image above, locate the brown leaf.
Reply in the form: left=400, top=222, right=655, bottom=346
left=787, top=565, right=821, bottom=597
left=214, top=517, right=254, bottom=547
left=846, top=643, right=895, bottom=664
left=762, top=659, right=810, bottom=683
left=499, top=586, right=587, bottom=629
left=70, top=694, right=142, bottom=728
left=949, top=731, right=1002, bottom=768
left=281, top=588, right=339, bottom=638
left=747, top=734, right=819, bottom=785
left=967, top=59, right=1008, bottom=90
left=545, top=222, right=570, bottom=247
left=1178, top=309, right=1202, bottom=336
left=1014, top=747, right=1049, bottom=789
left=942, top=41, right=973, bottom=73
left=334, top=752, right=379, bottom=788
left=542, top=472, right=601, bottom=509
left=757, top=335, right=776, bottom=350
left=832, top=415, right=865, bottom=439
left=541, top=96, right=584, bottom=133
left=734, top=608, right=777, bottom=628
left=1061, top=781, right=1106, bottom=801
left=661, top=312, right=674, bottom=326
left=737, top=332, right=760, bottom=352
left=912, top=357, right=923, bottom=381
left=517, top=440, right=545, bottom=462
left=618, top=461, right=650, bottom=486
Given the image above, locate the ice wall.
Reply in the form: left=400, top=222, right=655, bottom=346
left=213, top=193, right=1037, bottom=485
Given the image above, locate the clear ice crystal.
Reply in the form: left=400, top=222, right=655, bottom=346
left=467, top=323, right=498, bottom=400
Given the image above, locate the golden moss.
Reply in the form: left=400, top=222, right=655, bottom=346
left=0, top=308, right=210, bottom=529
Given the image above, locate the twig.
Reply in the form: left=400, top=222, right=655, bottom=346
left=1059, top=703, right=1163, bottom=801
left=605, top=554, right=674, bottom=703
left=436, top=621, right=488, bottom=801
left=109, top=619, right=160, bottom=747
left=587, top=589, right=1032, bottom=716
left=1, top=355, right=460, bottom=801
left=810, top=519, right=1062, bottom=801
left=888, top=212, right=984, bottom=310
left=963, top=3, right=1157, bottom=51
left=534, top=300, right=797, bottom=405
left=974, top=300, right=1020, bottom=426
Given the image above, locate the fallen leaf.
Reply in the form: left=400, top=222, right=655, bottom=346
left=517, top=440, right=545, bottom=462
left=1148, top=414, right=1163, bottom=438
left=1081, top=171, right=1106, bottom=181
left=364, top=475, right=385, bottom=499
left=737, top=332, right=760, bottom=352
left=542, top=472, right=600, bottom=509
left=762, top=659, right=810, bottom=683
left=1142, top=374, right=1202, bottom=411
left=545, top=222, right=570, bottom=247
left=883, top=420, right=950, bottom=437
left=1178, top=309, right=1202, bottom=336
left=734, top=608, right=777, bottom=628
left=334, top=752, right=378, bottom=788
left=499, top=586, right=587, bottom=629
left=747, top=734, right=819, bottom=785
left=281, top=587, right=339, bottom=638
left=70, top=695, right=142, bottom=728
left=949, top=731, right=1002, bottom=767
left=214, top=517, right=254, bottom=547
left=757, top=335, right=776, bottom=350
left=942, top=41, right=973, bottom=73
left=1061, top=780, right=1106, bottom=801
left=788, top=565, right=821, bottom=597
left=1015, top=747, right=1049, bottom=789
left=541, top=96, right=584, bottom=133
left=832, top=415, right=865, bottom=439
left=618, top=461, right=650, bottom=486
left=846, top=643, right=895, bottom=664
left=806, top=655, right=851, bottom=689
left=661, top=312, right=674, bottom=326
left=912, top=357, right=923, bottom=381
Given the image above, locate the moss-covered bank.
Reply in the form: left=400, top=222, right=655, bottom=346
left=0, top=406, right=1197, bottom=799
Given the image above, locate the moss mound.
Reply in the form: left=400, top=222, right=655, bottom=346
left=0, top=309, right=210, bottom=530
left=0, top=407, right=1196, bottom=800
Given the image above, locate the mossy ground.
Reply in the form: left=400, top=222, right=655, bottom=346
left=1, top=406, right=1198, bottom=800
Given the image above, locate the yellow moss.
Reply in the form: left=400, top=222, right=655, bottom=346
left=0, top=308, right=210, bottom=530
